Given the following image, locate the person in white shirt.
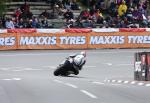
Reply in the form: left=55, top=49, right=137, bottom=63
left=5, top=18, right=15, bottom=29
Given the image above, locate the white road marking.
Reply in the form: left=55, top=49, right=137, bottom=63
left=2, top=79, right=12, bottom=81
left=0, top=68, right=10, bottom=70
left=138, top=82, right=144, bottom=86
left=110, top=83, right=122, bottom=86
left=124, top=81, right=129, bottom=84
left=103, top=63, right=132, bottom=66
left=92, top=82, right=105, bottom=85
left=85, top=66, right=96, bottom=68
left=105, top=63, right=112, bottom=66
left=117, top=80, right=122, bottom=83
left=43, top=66, right=56, bottom=69
left=80, top=90, right=97, bottom=99
left=116, top=64, right=132, bottom=66
left=1, top=78, right=22, bottom=81
left=65, top=83, right=78, bottom=88
left=12, top=70, right=23, bottom=71
left=112, top=80, right=116, bottom=82
left=130, top=81, right=136, bottom=84
left=53, top=79, right=63, bottom=83
left=12, top=78, right=22, bottom=80
left=145, top=84, right=150, bottom=87
left=107, top=80, right=110, bottom=82
left=23, top=68, right=43, bottom=71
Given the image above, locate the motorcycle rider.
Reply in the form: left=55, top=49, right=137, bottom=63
left=57, top=51, right=86, bottom=76
left=68, top=51, right=86, bottom=75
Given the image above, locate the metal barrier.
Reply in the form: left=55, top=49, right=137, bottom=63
left=134, top=52, right=150, bottom=81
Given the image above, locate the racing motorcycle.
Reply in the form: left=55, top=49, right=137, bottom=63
left=53, top=59, right=75, bottom=76
left=53, top=52, right=86, bottom=76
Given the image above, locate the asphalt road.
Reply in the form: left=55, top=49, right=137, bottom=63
left=0, top=49, right=150, bottom=103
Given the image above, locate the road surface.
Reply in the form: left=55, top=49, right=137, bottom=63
left=0, top=49, right=150, bottom=103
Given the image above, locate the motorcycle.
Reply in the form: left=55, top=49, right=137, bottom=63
left=54, top=52, right=86, bottom=76
left=53, top=58, right=79, bottom=76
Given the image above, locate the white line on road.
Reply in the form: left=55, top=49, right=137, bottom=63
left=2, top=79, right=12, bottom=81
left=124, top=81, right=129, bottom=84
left=80, top=90, right=97, bottom=99
left=92, top=82, right=105, bottom=85
left=130, top=81, right=136, bottom=84
left=112, top=80, right=116, bottom=82
left=53, top=79, right=63, bottom=83
left=116, top=64, right=132, bottom=66
left=43, top=66, right=56, bottom=69
left=110, top=83, right=122, bottom=86
left=105, top=63, right=112, bottom=66
left=145, top=84, right=150, bottom=87
left=117, top=80, right=122, bottom=83
left=65, top=83, right=78, bottom=88
left=12, top=78, right=22, bottom=80
left=138, top=82, right=144, bottom=86
left=85, top=66, right=97, bottom=68
left=1, top=78, right=22, bottom=81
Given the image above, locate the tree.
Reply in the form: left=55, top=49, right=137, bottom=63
left=0, top=0, right=11, bottom=17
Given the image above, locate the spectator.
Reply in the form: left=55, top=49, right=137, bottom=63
left=80, top=9, right=90, bottom=20
left=63, top=0, right=72, bottom=9
left=118, top=1, right=127, bottom=17
left=31, top=17, right=40, bottom=28
left=108, top=0, right=118, bottom=17
left=147, top=16, right=150, bottom=27
left=41, top=17, right=49, bottom=28
left=63, top=9, right=75, bottom=28
left=40, top=10, right=50, bottom=19
left=81, top=17, right=93, bottom=28
left=5, top=18, right=15, bottom=29
left=0, top=19, right=3, bottom=28
left=20, top=1, right=30, bottom=13
left=23, top=18, right=32, bottom=28
left=14, top=8, right=22, bottom=19
left=63, top=9, right=74, bottom=20
left=71, top=0, right=80, bottom=10
left=18, top=18, right=25, bottom=28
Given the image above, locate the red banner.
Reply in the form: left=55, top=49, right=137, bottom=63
left=65, top=28, right=92, bottom=33
left=119, top=28, right=146, bottom=32
left=7, top=29, right=36, bottom=33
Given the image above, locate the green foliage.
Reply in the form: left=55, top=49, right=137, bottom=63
left=0, top=0, right=11, bottom=17
left=0, top=0, right=6, bottom=17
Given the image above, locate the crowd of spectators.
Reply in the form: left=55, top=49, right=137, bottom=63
left=73, top=0, right=150, bottom=28
left=0, top=0, right=150, bottom=29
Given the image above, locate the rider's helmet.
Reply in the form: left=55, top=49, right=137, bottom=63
left=73, top=52, right=86, bottom=66
left=80, top=51, right=86, bottom=57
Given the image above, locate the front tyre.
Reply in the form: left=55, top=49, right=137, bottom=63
left=53, top=68, right=61, bottom=76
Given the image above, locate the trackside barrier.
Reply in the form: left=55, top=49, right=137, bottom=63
left=134, top=52, right=150, bottom=81
left=0, top=28, right=150, bottom=50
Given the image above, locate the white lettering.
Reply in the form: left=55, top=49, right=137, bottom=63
left=20, top=36, right=56, bottom=45
left=128, top=36, right=150, bottom=44
left=0, top=37, right=15, bottom=46
left=90, top=36, right=125, bottom=44
left=59, top=36, right=86, bottom=44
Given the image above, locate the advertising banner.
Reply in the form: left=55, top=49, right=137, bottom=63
left=0, top=33, right=17, bottom=50
left=88, top=32, right=150, bottom=48
left=0, top=30, right=150, bottom=50
left=17, top=33, right=88, bottom=49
